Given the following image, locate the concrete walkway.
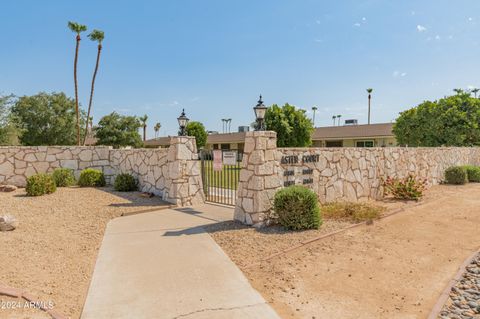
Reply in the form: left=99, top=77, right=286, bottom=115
left=81, top=204, right=280, bottom=319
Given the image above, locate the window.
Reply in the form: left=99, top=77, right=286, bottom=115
left=220, top=143, right=231, bottom=150
left=326, top=141, right=343, bottom=147
left=213, top=144, right=219, bottom=150
left=356, top=140, right=374, bottom=147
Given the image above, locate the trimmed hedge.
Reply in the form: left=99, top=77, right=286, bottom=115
left=26, top=173, right=57, bottom=196
left=445, top=166, right=468, bottom=185
left=114, top=173, right=138, bottom=192
left=273, top=185, right=321, bottom=230
left=78, top=168, right=106, bottom=187
left=52, top=168, right=76, bottom=187
left=462, top=165, right=480, bottom=182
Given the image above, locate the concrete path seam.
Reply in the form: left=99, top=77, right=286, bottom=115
left=171, top=301, right=270, bottom=319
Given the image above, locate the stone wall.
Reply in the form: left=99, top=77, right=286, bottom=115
left=110, top=137, right=204, bottom=206
left=0, top=136, right=204, bottom=206
left=0, top=146, right=113, bottom=186
left=234, top=131, right=480, bottom=225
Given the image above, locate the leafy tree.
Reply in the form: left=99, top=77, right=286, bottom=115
left=0, top=95, right=19, bottom=145
left=95, top=112, right=143, bottom=148
left=393, top=91, right=480, bottom=146
left=68, top=21, right=88, bottom=145
left=11, top=92, right=85, bottom=145
left=263, top=103, right=314, bottom=147
left=83, top=29, right=105, bottom=145
left=185, top=121, right=207, bottom=149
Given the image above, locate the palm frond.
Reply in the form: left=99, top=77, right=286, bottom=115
left=67, top=21, right=87, bottom=34
left=88, top=29, right=105, bottom=43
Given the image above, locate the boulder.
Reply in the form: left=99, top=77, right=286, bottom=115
left=0, top=185, right=17, bottom=192
left=0, top=215, right=18, bottom=231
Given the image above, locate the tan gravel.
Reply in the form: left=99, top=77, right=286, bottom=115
left=0, top=187, right=169, bottom=319
left=210, top=184, right=480, bottom=319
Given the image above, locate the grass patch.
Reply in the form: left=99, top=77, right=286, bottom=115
left=322, top=202, right=386, bottom=223
left=202, top=161, right=240, bottom=190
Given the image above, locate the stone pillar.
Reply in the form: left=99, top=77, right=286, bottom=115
left=234, top=131, right=282, bottom=226
left=165, top=136, right=205, bottom=206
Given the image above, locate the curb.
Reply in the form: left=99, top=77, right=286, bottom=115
left=0, top=283, right=68, bottom=319
left=427, top=248, right=480, bottom=319
left=244, top=199, right=427, bottom=269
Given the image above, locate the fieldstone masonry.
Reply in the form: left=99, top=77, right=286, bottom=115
left=235, top=131, right=480, bottom=225
left=0, top=136, right=204, bottom=206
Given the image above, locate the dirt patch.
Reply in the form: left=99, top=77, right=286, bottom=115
left=209, top=184, right=480, bottom=318
left=0, top=187, right=169, bottom=319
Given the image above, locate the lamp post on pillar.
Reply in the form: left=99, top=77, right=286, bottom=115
left=177, top=109, right=189, bottom=136
left=253, top=95, right=267, bottom=131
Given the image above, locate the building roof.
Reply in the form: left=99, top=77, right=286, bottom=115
left=311, top=123, right=394, bottom=140
left=143, top=123, right=395, bottom=146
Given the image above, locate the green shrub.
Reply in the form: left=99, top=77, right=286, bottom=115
left=52, top=168, right=76, bottom=187
left=383, top=174, right=427, bottom=200
left=26, top=173, right=57, bottom=196
left=78, top=168, right=106, bottom=187
left=114, top=173, right=138, bottom=192
left=461, top=165, right=480, bottom=182
left=322, top=202, right=385, bottom=222
left=445, top=166, right=468, bottom=185
left=273, top=185, right=321, bottom=230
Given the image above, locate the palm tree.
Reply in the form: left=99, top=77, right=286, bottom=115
left=332, top=115, right=336, bottom=126
left=453, top=88, right=464, bottom=95
left=337, top=114, right=342, bottom=126
left=140, top=115, right=148, bottom=142
left=366, top=88, right=373, bottom=125
left=68, top=21, right=87, bottom=145
left=154, top=122, right=161, bottom=138
left=312, top=106, right=318, bottom=127
left=83, top=29, right=104, bottom=145
left=471, top=88, right=479, bottom=98
left=227, top=118, right=232, bottom=133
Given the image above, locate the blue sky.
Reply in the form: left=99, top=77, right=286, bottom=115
left=1, top=1, right=480, bottom=138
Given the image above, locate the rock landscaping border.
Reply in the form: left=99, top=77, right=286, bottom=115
left=428, top=249, right=480, bottom=319
left=0, top=283, right=67, bottom=319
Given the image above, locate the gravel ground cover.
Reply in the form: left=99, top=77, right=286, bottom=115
left=439, top=252, right=480, bottom=319
left=209, top=184, right=480, bottom=318
left=0, top=187, right=168, bottom=319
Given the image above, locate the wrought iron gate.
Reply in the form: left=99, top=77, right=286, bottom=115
left=200, top=149, right=242, bottom=206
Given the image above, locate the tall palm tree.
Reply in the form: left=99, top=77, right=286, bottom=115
left=453, top=88, right=464, bottom=95
left=312, top=106, right=318, bottom=127
left=471, top=88, right=479, bottom=98
left=337, top=114, right=342, bottom=126
left=332, top=115, right=336, bottom=126
left=366, top=88, right=373, bottom=125
left=83, top=29, right=104, bottom=145
left=227, top=118, right=232, bottom=133
left=154, top=122, right=161, bottom=138
left=68, top=21, right=87, bottom=145
left=140, top=115, right=148, bottom=142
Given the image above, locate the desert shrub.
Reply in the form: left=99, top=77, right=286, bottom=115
left=26, top=173, right=56, bottom=196
left=114, top=173, right=138, bottom=192
left=322, top=202, right=385, bottom=222
left=383, top=175, right=427, bottom=200
left=273, top=185, right=321, bottom=230
left=444, top=166, right=468, bottom=185
left=461, top=165, right=480, bottom=182
left=52, top=168, right=76, bottom=187
left=78, top=168, right=106, bottom=187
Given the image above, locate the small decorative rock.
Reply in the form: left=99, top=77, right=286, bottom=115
left=439, top=252, right=480, bottom=318
left=0, top=215, right=18, bottom=231
left=0, top=185, right=17, bottom=192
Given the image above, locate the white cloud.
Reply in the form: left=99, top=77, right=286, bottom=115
left=417, top=25, right=427, bottom=32
left=411, top=11, right=416, bottom=16
left=314, top=38, right=323, bottom=43
left=435, top=35, right=441, bottom=40
left=448, top=35, right=454, bottom=40
left=353, top=23, right=361, bottom=27
left=393, top=71, right=407, bottom=78
left=468, top=17, right=473, bottom=22
left=315, top=20, right=321, bottom=25
left=362, top=17, right=366, bottom=22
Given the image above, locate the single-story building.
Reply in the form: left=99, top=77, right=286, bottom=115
left=144, top=123, right=396, bottom=150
